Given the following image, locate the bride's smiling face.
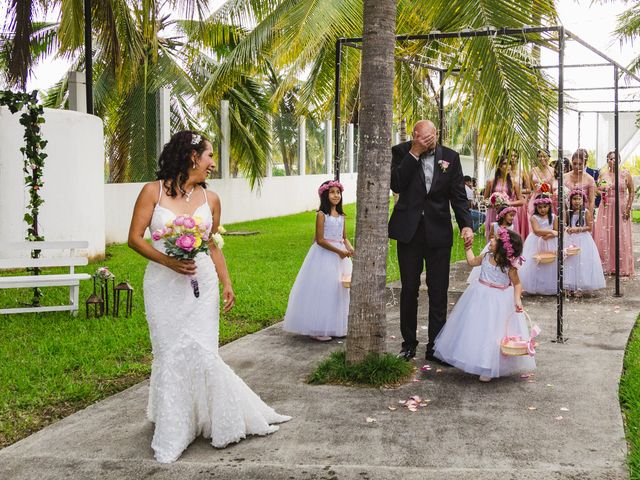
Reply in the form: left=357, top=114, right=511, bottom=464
left=191, top=141, right=215, bottom=181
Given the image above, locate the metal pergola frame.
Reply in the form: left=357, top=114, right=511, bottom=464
left=333, top=26, right=640, bottom=342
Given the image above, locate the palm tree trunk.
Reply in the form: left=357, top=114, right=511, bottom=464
left=6, top=0, right=33, bottom=90
left=346, top=0, right=396, bottom=364
left=472, top=128, right=479, bottom=181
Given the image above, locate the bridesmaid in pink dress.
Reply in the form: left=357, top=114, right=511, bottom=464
left=528, top=149, right=557, bottom=215
left=483, top=155, right=524, bottom=241
left=509, top=149, right=530, bottom=240
left=593, top=151, right=635, bottom=276
left=563, top=149, right=596, bottom=219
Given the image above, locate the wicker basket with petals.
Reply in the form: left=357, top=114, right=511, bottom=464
left=533, top=252, right=557, bottom=264
left=500, top=311, right=540, bottom=357
left=565, top=246, right=581, bottom=256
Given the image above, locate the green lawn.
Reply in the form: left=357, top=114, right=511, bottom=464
left=633, top=210, right=640, bottom=223
left=0, top=202, right=483, bottom=447
left=620, top=316, right=640, bottom=478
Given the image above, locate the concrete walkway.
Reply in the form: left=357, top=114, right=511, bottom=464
left=1, top=225, right=638, bottom=479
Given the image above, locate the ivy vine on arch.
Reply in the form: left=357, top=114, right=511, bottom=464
left=0, top=90, right=47, bottom=305
left=0, top=90, right=46, bottom=243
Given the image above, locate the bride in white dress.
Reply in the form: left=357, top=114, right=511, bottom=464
left=128, top=131, right=290, bottom=463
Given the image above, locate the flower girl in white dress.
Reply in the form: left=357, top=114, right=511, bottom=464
left=564, top=189, right=606, bottom=295
left=128, top=131, right=290, bottom=463
left=467, top=204, right=516, bottom=283
left=519, top=193, right=558, bottom=295
left=283, top=180, right=354, bottom=341
left=434, top=228, right=535, bottom=381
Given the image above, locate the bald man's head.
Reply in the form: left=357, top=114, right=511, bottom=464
left=413, top=120, right=436, bottom=136
left=413, top=120, right=437, bottom=149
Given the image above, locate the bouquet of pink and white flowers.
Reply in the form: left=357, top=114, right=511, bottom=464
left=152, top=214, right=212, bottom=298
left=596, top=178, right=609, bottom=207
left=489, top=191, right=510, bottom=208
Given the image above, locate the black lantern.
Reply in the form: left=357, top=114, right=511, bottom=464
left=99, top=275, right=115, bottom=315
left=85, top=277, right=105, bottom=318
left=113, top=280, right=134, bottom=317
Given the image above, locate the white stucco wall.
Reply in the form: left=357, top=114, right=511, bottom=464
left=105, top=173, right=358, bottom=244
left=0, top=107, right=105, bottom=259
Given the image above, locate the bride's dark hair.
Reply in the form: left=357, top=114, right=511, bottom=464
left=156, top=130, right=209, bottom=198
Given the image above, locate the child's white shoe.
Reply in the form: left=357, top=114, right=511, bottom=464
left=479, top=375, right=492, bottom=382
left=310, top=336, right=332, bottom=342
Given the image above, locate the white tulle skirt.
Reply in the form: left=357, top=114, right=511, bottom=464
left=564, top=232, right=606, bottom=292
left=519, top=235, right=558, bottom=295
left=283, top=242, right=350, bottom=337
left=434, top=282, right=536, bottom=378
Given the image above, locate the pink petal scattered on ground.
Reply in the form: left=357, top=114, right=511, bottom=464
left=412, top=378, right=421, bottom=382
left=396, top=396, right=430, bottom=413
left=337, top=341, right=343, bottom=344
left=527, top=380, right=535, bottom=383
left=555, top=416, right=564, bottom=421
left=366, top=417, right=377, bottom=423
left=560, top=407, right=569, bottom=412
left=388, top=406, right=397, bottom=411
left=421, top=326, right=428, bottom=330
left=528, top=406, right=537, bottom=410
left=390, top=335, right=396, bottom=339
left=546, top=384, right=554, bottom=387
left=421, top=365, right=432, bottom=372
left=436, top=369, right=443, bottom=373
left=520, top=373, right=532, bottom=378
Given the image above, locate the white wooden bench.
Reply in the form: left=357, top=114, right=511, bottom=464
left=0, top=241, right=92, bottom=315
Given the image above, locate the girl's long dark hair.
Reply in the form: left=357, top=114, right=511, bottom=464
left=494, top=229, right=523, bottom=272
left=318, top=180, right=344, bottom=215
left=156, top=130, right=209, bottom=197
left=567, top=192, right=586, bottom=227
left=491, top=155, right=513, bottom=197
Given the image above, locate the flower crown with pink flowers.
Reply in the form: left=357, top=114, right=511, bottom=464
left=567, top=188, right=588, bottom=204
left=496, top=206, right=517, bottom=220
left=533, top=192, right=552, bottom=205
left=497, top=227, right=525, bottom=268
left=318, top=180, right=344, bottom=196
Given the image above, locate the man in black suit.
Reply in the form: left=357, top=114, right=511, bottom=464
left=389, top=120, right=474, bottom=362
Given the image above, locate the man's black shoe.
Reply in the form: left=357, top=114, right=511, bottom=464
left=425, top=353, right=452, bottom=367
left=397, top=347, right=416, bottom=361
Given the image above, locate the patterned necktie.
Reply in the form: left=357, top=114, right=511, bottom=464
left=422, top=154, right=434, bottom=193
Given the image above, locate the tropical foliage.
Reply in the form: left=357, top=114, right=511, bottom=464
left=209, top=0, right=560, bottom=168
left=614, top=0, right=640, bottom=75
left=2, top=0, right=562, bottom=183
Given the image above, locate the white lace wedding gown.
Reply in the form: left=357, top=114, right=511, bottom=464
left=143, top=184, right=290, bottom=463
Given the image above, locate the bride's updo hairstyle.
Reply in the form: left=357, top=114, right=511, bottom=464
left=156, top=130, right=209, bottom=198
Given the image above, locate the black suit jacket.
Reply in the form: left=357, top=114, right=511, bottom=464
left=388, top=141, right=472, bottom=247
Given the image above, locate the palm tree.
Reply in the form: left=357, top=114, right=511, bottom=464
left=208, top=0, right=560, bottom=167
left=615, top=0, right=640, bottom=74
left=345, top=0, right=396, bottom=363
left=2, top=1, right=273, bottom=185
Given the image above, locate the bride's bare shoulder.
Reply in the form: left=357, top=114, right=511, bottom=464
left=206, top=189, right=221, bottom=205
